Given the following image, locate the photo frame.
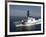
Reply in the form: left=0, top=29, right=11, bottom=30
left=5, top=1, right=44, bottom=37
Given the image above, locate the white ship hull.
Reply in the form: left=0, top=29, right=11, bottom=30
left=15, top=19, right=41, bottom=27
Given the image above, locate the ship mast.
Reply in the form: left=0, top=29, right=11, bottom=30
left=27, top=9, right=29, bottom=18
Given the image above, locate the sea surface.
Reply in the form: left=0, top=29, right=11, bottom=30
left=10, top=16, right=41, bottom=32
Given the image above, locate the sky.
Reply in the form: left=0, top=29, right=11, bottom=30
left=10, top=5, right=41, bottom=17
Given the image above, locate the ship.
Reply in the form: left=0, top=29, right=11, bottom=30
left=13, top=9, right=41, bottom=27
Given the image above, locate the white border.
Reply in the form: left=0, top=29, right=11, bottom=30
left=7, top=2, right=43, bottom=35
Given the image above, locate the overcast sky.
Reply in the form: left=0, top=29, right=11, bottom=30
left=10, top=5, right=41, bottom=17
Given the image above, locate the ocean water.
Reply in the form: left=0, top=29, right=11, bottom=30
left=10, top=16, right=41, bottom=32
